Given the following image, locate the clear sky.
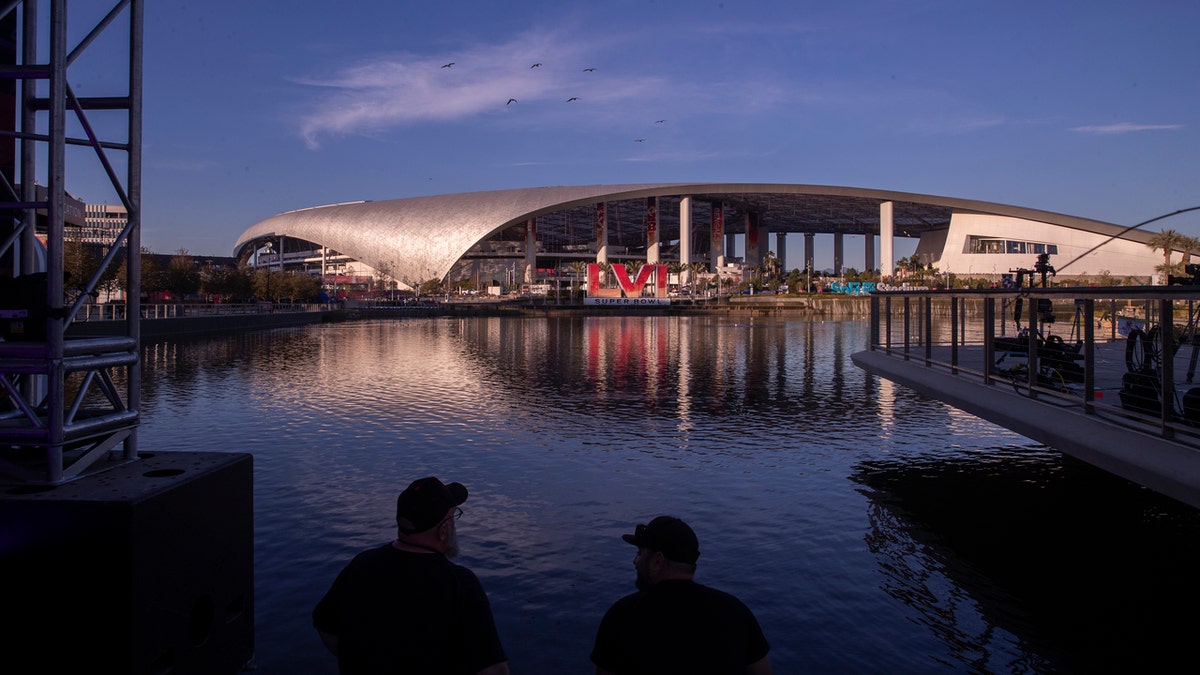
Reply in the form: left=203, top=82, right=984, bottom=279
left=62, top=0, right=1198, bottom=267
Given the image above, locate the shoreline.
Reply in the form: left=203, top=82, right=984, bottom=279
left=62, top=295, right=876, bottom=340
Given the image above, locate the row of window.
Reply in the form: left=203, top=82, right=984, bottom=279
left=83, top=210, right=127, bottom=219
left=967, top=237, right=1058, bottom=256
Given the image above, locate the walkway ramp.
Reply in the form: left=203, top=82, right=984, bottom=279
left=854, top=287, right=1200, bottom=509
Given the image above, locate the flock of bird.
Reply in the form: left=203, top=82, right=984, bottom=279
left=439, top=60, right=666, bottom=142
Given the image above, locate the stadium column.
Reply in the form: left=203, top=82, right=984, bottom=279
left=804, top=233, right=815, bottom=275
left=833, top=233, right=844, bottom=276
left=710, top=202, right=724, bottom=271
left=595, top=203, right=608, bottom=266
left=679, top=196, right=692, bottom=269
left=865, top=233, right=875, bottom=275
left=880, top=201, right=894, bottom=277
left=646, top=197, right=660, bottom=264
left=744, top=212, right=761, bottom=269
left=776, top=232, right=787, bottom=274
left=525, top=218, right=536, bottom=283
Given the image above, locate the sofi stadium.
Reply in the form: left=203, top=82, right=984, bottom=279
left=232, top=183, right=1160, bottom=292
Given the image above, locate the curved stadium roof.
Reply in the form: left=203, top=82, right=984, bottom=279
left=233, top=183, right=1136, bottom=283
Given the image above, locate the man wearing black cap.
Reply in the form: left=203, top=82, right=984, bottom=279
left=590, top=516, right=772, bottom=675
left=313, top=477, right=509, bottom=675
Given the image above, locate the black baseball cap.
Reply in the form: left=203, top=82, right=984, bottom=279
left=396, top=477, right=468, bottom=534
left=622, top=515, right=700, bottom=564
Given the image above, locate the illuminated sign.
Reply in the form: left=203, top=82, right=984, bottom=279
left=828, top=281, right=876, bottom=295
left=586, top=263, right=668, bottom=301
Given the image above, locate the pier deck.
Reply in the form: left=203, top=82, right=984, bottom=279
left=853, top=288, right=1200, bottom=509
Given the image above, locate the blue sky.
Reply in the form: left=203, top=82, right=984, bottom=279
left=62, top=0, right=1198, bottom=266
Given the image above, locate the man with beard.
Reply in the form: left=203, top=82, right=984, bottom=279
left=314, top=477, right=509, bottom=675
left=590, top=516, right=771, bottom=675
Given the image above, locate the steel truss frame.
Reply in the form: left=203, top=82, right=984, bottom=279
left=0, top=0, right=142, bottom=484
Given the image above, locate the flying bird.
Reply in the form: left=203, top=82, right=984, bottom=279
left=566, top=97, right=578, bottom=102
left=442, top=62, right=454, bottom=68
left=530, top=63, right=542, bottom=68
left=506, top=98, right=517, bottom=105
left=635, top=138, right=645, bottom=143
left=655, top=119, right=666, bottom=124
left=583, top=67, right=596, bottom=72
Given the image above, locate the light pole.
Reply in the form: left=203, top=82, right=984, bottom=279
left=262, top=241, right=274, bottom=303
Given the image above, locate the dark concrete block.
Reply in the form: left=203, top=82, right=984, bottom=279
left=0, top=451, right=254, bottom=674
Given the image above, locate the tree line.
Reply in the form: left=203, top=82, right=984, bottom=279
left=64, top=241, right=325, bottom=303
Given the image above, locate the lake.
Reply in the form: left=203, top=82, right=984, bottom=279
left=134, top=315, right=1200, bottom=673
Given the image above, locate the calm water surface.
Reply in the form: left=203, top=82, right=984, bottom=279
left=135, top=316, right=1200, bottom=673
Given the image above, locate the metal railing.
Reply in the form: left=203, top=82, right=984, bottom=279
left=71, top=302, right=333, bottom=321
left=868, top=286, right=1200, bottom=447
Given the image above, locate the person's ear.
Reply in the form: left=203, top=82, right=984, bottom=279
left=436, top=519, right=450, bottom=541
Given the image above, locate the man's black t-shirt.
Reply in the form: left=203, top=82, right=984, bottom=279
left=591, top=579, right=770, bottom=674
left=313, top=544, right=506, bottom=675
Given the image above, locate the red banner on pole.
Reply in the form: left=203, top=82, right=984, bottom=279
left=646, top=197, right=657, bottom=242
left=596, top=203, right=607, bottom=248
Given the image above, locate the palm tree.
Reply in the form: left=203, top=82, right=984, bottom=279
left=761, top=250, right=779, bottom=283
left=688, top=262, right=708, bottom=300
left=1147, top=229, right=1187, bottom=270
left=568, top=260, right=588, bottom=298
left=596, top=261, right=612, bottom=287
left=1182, top=235, right=1200, bottom=266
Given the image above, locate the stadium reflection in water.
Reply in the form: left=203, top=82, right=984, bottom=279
left=133, top=316, right=1200, bottom=674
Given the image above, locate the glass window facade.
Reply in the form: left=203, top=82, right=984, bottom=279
left=968, top=236, right=1057, bottom=256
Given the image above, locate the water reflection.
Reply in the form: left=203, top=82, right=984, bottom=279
left=125, top=317, right=1200, bottom=673
left=854, top=450, right=1200, bottom=672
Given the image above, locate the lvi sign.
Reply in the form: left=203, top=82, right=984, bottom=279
left=587, top=263, right=668, bottom=299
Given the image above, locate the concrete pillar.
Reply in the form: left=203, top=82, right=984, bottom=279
left=776, top=232, right=787, bottom=273
left=880, top=201, right=894, bottom=277
left=595, top=203, right=608, bottom=266
left=835, top=230, right=844, bottom=273
left=524, top=218, right=537, bottom=283
left=804, top=233, right=815, bottom=274
left=679, top=197, right=692, bottom=269
left=645, top=197, right=660, bottom=264
left=710, top=202, right=724, bottom=270
left=864, top=233, right=875, bottom=274
left=745, top=212, right=762, bottom=268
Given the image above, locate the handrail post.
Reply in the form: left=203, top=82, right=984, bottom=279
left=924, top=295, right=933, bottom=366
left=1084, top=298, right=1095, bottom=413
left=1026, top=292, right=1039, bottom=399
left=1161, top=298, right=1175, bottom=438
left=951, top=293, right=959, bottom=374
left=884, top=296, right=892, bottom=355
left=869, top=294, right=880, bottom=350
left=960, top=296, right=966, bottom=346
left=903, top=296, right=911, bottom=361
left=983, top=295, right=995, bottom=385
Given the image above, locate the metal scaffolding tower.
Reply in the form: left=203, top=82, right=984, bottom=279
left=0, top=0, right=142, bottom=484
